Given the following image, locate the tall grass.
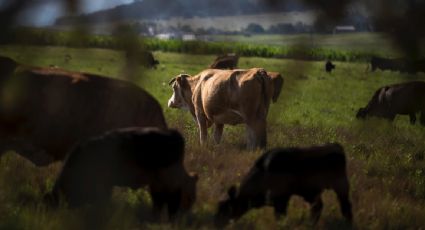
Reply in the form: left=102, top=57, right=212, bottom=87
left=0, top=46, right=425, bottom=229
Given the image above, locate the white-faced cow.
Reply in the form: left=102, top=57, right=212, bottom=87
left=0, top=56, right=167, bottom=166
left=356, top=81, right=425, bottom=125
left=215, top=143, right=352, bottom=227
left=167, top=68, right=283, bottom=150
left=47, top=127, right=198, bottom=219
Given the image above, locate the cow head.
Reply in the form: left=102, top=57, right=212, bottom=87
left=356, top=87, right=392, bottom=120
left=180, top=172, right=199, bottom=212
left=268, top=72, right=284, bottom=103
left=356, top=107, right=368, bottom=119
left=214, top=185, right=252, bottom=227
left=168, top=74, right=192, bottom=110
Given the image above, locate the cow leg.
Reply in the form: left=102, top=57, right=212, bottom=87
left=334, top=180, right=353, bottom=223
left=305, top=194, right=323, bottom=224
left=166, top=191, right=182, bottom=220
left=420, top=111, right=425, bottom=126
left=0, top=139, right=54, bottom=166
left=196, top=115, right=208, bottom=145
left=151, top=191, right=167, bottom=220
left=213, top=124, right=224, bottom=144
left=409, top=113, right=416, bottom=124
left=246, top=120, right=267, bottom=150
left=271, top=194, right=290, bottom=218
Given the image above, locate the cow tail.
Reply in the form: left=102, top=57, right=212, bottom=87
left=257, top=69, right=271, bottom=108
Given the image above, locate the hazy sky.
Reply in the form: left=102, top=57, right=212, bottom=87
left=0, top=0, right=134, bottom=26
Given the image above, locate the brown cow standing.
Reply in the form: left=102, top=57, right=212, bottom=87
left=167, top=68, right=283, bottom=150
left=209, top=53, right=239, bottom=70
left=215, top=143, right=352, bottom=227
left=48, top=127, right=198, bottom=219
left=0, top=56, right=167, bottom=166
left=356, top=81, right=425, bottom=125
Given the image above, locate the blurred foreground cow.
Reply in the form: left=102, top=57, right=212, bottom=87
left=0, top=56, right=167, bottom=166
left=48, top=128, right=198, bottom=219
left=209, top=53, right=239, bottom=69
left=167, top=68, right=283, bottom=149
left=356, top=81, right=425, bottom=125
left=215, top=143, right=352, bottom=226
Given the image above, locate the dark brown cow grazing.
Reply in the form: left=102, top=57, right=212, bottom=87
left=209, top=53, right=239, bottom=69
left=215, top=143, right=352, bottom=226
left=368, top=56, right=425, bottom=73
left=356, top=81, right=425, bottom=125
left=0, top=56, right=167, bottom=166
left=47, top=128, right=198, bottom=219
left=168, top=68, right=283, bottom=149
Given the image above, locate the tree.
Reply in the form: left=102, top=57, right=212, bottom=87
left=244, top=23, right=265, bottom=34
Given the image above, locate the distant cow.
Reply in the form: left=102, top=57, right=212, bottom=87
left=325, top=60, right=336, bottom=73
left=368, top=56, right=425, bottom=73
left=167, top=68, right=283, bottom=149
left=209, top=53, right=239, bottom=69
left=356, top=81, right=425, bottom=125
left=126, top=50, right=159, bottom=69
left=48, top=128, right=198, bottom=218
left=0, top=56, right=167, bottom=166
left=369, top=57, right=402, bottom=72
left=215, top=143, right=352, bottom=227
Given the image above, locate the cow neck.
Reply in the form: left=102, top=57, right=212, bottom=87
left=186, top=76, right=200, bottom=119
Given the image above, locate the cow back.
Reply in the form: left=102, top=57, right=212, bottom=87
left=0, top=67, right=167, bottom=161
left=255, top=143, right=346, bottom=174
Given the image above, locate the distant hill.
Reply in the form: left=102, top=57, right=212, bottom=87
left=55, top=0, right=312, bottom=25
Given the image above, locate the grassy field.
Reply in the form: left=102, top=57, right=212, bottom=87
left=207, top=33, right=395, bottom=52
left=1, top=45, right=425, bottom=229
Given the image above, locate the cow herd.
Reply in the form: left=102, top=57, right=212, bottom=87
left=0, top=52, right=424, bottom=226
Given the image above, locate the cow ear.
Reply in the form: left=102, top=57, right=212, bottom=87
left=176, top=75, right=190, bottom=88
left=189, top=172, right=199, bottom=182
left=228, top=186, right=237, bottom=200
left=168, top=77, right=176, bottom=86
left=257, top=68, right=267, bottom=77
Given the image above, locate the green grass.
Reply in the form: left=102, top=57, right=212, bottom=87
left=1, top=45, right=425, bottom=229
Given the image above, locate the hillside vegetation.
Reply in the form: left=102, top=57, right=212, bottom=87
left=0, top=45, right=425, bottom=229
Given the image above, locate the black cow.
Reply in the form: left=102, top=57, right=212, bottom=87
left=209, top=53, right=239, bottom=70
left=325, top=60, right=336, bottom=73
left=47, top=127, right=198, bottom=219
left=356, top=81, right=425, bottom=125
left=368, top=56, right=425, bottom=74
left=215, top=143, right=352, bottom=226
left=369, top=57, right=400, bottom=72
left=126, top=50, right=159, bottom=69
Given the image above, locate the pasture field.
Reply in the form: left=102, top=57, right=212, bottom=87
left=1, top=45, right=425, bottom=229
left=207, top=33, right=399, bottom=55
